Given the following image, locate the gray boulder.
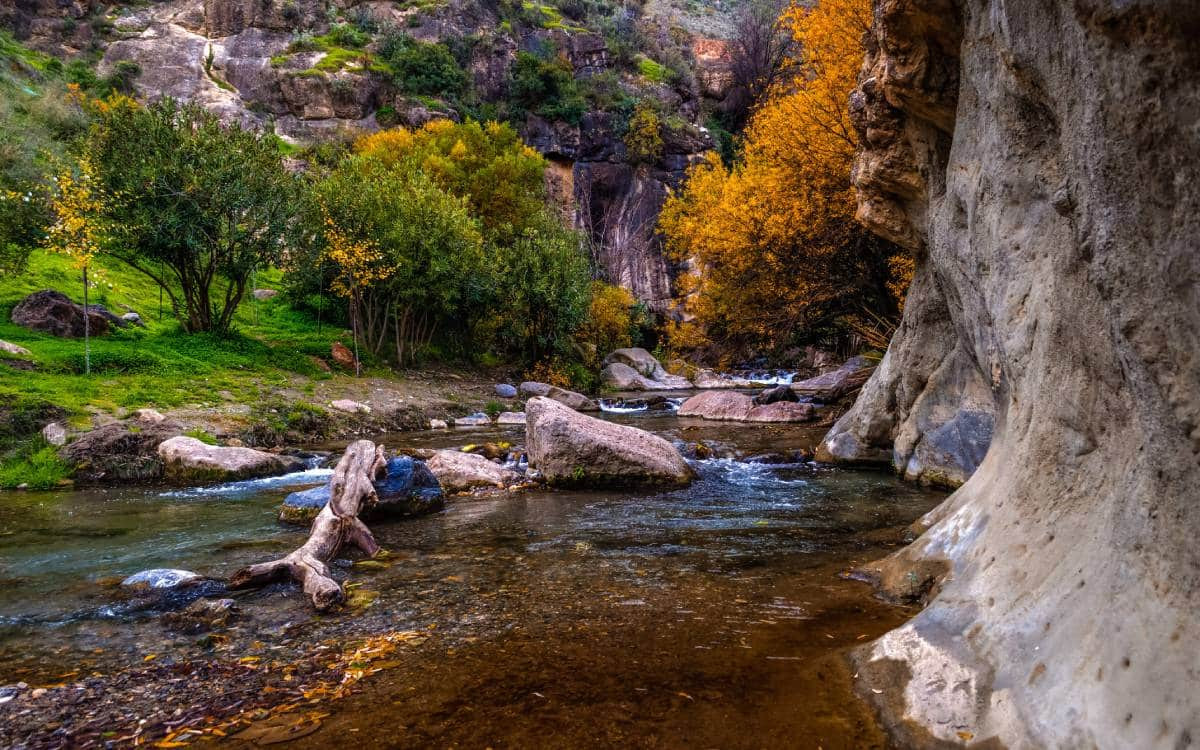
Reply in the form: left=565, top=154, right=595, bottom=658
left=157, top=436, right=304, bottom=483
left=11, top=290, right=117, bottom=338
left=518, top=381, right=552, bottom=397
left=525, top=397, right=695, bottom=487
left=754, top=384, right=799, bottom=405
left=790, top=356, right=875, bottom=400
left=494, top=383, right=518, bottom=398
left=546, top=386, right=599, bottom=411
left=600, top=348, right=692, bottom=389
left=679, top=391, right=814, bottom=423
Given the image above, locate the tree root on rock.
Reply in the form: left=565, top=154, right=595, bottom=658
left=228, top=440, right=386, bottom=610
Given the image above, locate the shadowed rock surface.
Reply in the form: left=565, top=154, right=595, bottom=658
left=158, top=436, right=305, bottom=483
left=826, top=0, right=1200, bottom=746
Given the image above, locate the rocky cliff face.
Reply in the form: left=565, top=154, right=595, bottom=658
left=826, top=0, right=1200, bottom=746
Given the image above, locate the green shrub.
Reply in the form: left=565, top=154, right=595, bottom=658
left=637, top=56, right=668, bottom=83
left=508, top=51, right=585, bottom=125
left=624, top=101, right=663, bottom=164
left=326, top=23, right=369, bottom=49
left=382, top=34, right=468, bottom=97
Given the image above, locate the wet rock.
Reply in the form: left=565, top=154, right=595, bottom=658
left=0, top=340, right=32, bottom=357
left=494, top=383, right=518, bottom=398
left=330, top=399, right=371, bottom=414
left=745, top=401, right=814, bottom=423
left=158, top=436, right=304, bottom=484
left=754, top=384, right=799, bottom=405
left=425, top=450, right=521, bottom=493
left=10, top=290, right=115, bottom=338
left=161, top=598, right=238, bottom=634
left=496, top=411, right=526, bottom=425
left=61, top=419, right=183, bottom=483
left=526, top=396, right=695, bottom=487
left=121, top=568, right=202, bottom=590
left=454, top=412, right=492, bottom=427
left=330, top=341, right=357, bottom=371
left=41, top=422, right=67, bottom=447
left=518, top=381, right=552, bottom=397
left=251, top=289, right=277, bottom=300
left=790, top=356, right=875, bottom=400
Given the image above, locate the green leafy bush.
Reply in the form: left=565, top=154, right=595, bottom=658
left=0, top=440, right=70, bottom=490
left=508, top=51, right=585, bottom=125
left=381, top=34, right=467, bottom=97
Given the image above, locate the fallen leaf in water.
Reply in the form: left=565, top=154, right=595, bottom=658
left=143, top=654, right=157, bottom=662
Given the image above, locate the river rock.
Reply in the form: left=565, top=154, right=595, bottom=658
left=494, top=383, right=518, bottom=398
left=425, top=450, right=521, bottom=492
left=121, top=569, right=202, bottom=590
left=41, top=422, right=66, bottom=447
left=60, top=418, right=183, bottom=483
left=330, top=399, right=370, bottom=414
left=161, top=597, right=238, bottom=634
left=679, top=391, right=814, bottom=423
left=692, top=369, right=754, bottom=389
left=824, top=1, right=1200, bottom=746
left=429, top=418, right=449, bottom=429
left=754, top=384, right=799, bottom=405
left=525, top=396, right=695, bottom=487
left=546, top=386, right=598, bottom=411
left=454, top=412, right=491, bottom=427
left=496, top=411, right=526, bottom=425
left=600, top=348, right=692, bottom=389
left=10, top=290, right=115, bottom=338
left=518, top=381, right=552, bottom=397
left=678, top=391, right=753, bottom=420
left=0, top=340, right=31, bottom=357
left=157, top=436, right=304, bottom=483
left=789, top=356, right=874, bottom=400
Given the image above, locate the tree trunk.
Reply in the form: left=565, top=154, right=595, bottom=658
left=228, top=440, right=386, bottom=610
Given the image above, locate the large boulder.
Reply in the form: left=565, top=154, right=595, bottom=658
left=425, top=450, right=522, bottom=493
left=604, top=348, right=691, bottom=386
left=600, top=362, right=692, bottom=391
left=827, top=1, right=1200, bottom=747
left=157, top=436, right=304, bottom=483
left=281, top=455, right=443, bottom=523
left=789, top=356, right=875, bottom=400
left=60, top=419, right=184, bottom=483
left=754, top=385, right=799, bottom=405
left=525, top=397, right=695, bottom=486
left=679, top=391, right=814, bottom=423
left=10, top=290, right=116, bottom=338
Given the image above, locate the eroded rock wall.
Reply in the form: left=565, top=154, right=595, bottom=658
left=829, top=0, right=1200, bottom=746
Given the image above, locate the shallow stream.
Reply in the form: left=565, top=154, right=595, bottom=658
left=0, top=405, right=944, bottom=747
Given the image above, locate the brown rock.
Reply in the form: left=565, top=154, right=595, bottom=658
left=330, top=341, right=357, bottom=371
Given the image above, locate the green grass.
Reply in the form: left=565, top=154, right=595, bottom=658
left=0, top=438, right=70, bottom=490
left=637, top=56, right=669, bottom=84
left=0, top=249, right=347, bottom=420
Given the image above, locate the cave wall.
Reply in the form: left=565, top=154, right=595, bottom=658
left=826, top=0, right=1200, bottom=746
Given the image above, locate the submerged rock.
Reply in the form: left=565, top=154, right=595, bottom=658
left=158, top=436, right=304, bottom=484
left=161, top=597, right=238, bottom=634
left=525, top=396, right=695, bottom=487
left=425, top=450, right=522, bottom=493
left=121, top=569, right=202, bottom=590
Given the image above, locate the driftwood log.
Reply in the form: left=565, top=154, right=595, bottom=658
left=229, top=440, right=386, bottom=609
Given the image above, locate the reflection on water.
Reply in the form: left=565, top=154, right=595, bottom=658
left=0, top=407, right=944, bottom=739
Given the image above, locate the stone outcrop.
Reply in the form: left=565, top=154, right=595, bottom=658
left=678, top=391, right=814, bottom=423
left=827, top=0, right=1200, bottom=747
left=157, top=436, right=304, bottom=483
left=424, top=449, right=522, bottom=493
left=10, top=290, right=121, bottom=339
left=525, top=396, right=695, bottom=486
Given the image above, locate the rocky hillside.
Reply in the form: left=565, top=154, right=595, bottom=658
left=3, top=0, right=745, bottom=313
left=823, top=0, right=1200, bottom=746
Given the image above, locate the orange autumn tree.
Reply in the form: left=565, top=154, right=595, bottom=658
left=659, top=0, right=910, bottom=362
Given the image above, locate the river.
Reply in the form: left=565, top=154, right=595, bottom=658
left=0, top=406, right=943, bottom=748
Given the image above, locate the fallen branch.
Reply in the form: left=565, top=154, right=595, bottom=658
left=229, top=440, right=386, bottom=609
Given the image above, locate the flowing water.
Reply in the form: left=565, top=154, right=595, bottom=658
left=0, top=406, right=944, bottom=748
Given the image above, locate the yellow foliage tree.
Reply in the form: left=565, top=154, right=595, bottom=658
left=659, top=0, right=910, bottom=362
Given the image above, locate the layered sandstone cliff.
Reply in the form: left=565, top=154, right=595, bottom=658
left=825, top=0, right=1200, bottom=746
